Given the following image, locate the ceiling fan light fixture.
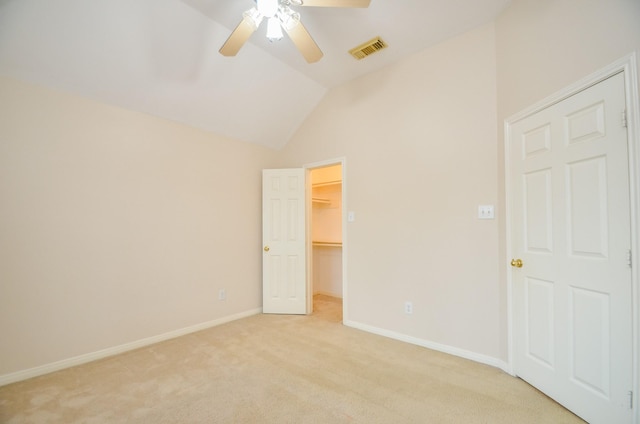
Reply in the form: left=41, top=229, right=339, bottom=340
left=278, top=7, right=300, bottom=30
left=266, top=17, right=284, bottom=41
left=257, top=0, right=279, bottom=18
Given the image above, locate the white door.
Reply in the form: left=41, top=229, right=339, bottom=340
left=509, top=72, right=633, bottom=423
left=262, top=169, right=307, bottom=314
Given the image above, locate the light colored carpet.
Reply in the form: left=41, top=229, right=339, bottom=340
left=0, top=295, right=584, bottom=423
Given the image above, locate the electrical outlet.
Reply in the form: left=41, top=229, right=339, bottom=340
left=404, top=301, right=413, bottom=314
left=218, top=289, right=226, bottom=301
left=478, top=205, right=495, bottom=219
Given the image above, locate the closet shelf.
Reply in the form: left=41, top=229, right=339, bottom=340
left=312, top=241, right=342, bottom=247
left=312, top=180, right=342, bottom=188
left=312, top=197, right=331, bottom=204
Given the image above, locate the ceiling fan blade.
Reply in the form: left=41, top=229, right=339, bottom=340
left=219, top=16, right=258, bottom=57
left=299, top=0, right=370, bottom=7
left=284, top=21, right=324, bottom=63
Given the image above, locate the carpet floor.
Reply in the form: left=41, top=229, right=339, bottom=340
left=0, top=295, right=584, bottom=423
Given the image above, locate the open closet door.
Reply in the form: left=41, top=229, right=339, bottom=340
left=262, top=169, right=307, bottom=314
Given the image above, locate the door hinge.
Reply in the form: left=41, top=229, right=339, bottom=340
left=629, top=390, right=633, bottom=409
left=622, top=109, right=628, bottom=128
left=628, top=249, right=633, bottom=268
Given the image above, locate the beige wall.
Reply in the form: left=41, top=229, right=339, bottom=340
left=496, top=0, right=640, bottom=120
left=0, top=77, right=277, bottom=376
left=495, top=0, right=640, bottom=359
left=280, top=24, right=502, bottom=361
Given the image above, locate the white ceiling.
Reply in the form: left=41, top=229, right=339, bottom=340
left=0, top=0, right=511, bottom=149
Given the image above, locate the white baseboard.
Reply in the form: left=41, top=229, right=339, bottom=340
left=0, top=307, right=262, bottom=387
left=343, top=319, right=509, bottom=373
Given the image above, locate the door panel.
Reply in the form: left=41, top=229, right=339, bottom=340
left=525, top=277, right=555, bottom=369
left=567, top=157, right=608, bottom=257
left=569, top=286, right=610, bottom=398
left=510, top=72, right=632, bottom=423
left=262, top=169, right=306, bottom=314
left=524, top=169, right=553, bottom=253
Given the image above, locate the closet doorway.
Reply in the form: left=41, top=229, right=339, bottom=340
left=308, top=162, right=343, bottom=320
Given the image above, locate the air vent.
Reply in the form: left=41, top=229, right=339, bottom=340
left=348, top=36, right=387, bottom=60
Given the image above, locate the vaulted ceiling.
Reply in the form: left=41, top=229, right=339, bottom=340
left=0, top=0, right=511, bottom=149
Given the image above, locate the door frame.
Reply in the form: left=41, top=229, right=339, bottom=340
left=303, top=157, right=347, bottom=317
left=504, top=53, right=640, bottom=421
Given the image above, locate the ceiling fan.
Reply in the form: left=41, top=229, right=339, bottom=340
left=219, top=0, right=371, bottom=63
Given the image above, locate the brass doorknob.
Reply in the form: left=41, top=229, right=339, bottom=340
left=264, top=246, right=270, bottom=252
left=510, top=258, right=523, bottom=268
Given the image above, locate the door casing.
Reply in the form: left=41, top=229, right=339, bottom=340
left=504, top=53, right=640, bottom=422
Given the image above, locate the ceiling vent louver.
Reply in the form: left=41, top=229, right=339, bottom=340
left=348, top=36, right=387, bottom=60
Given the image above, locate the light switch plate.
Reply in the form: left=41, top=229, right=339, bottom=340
left=478, top=205, right=494, bottom=219
left=348, top=211, right=355, bottom=222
